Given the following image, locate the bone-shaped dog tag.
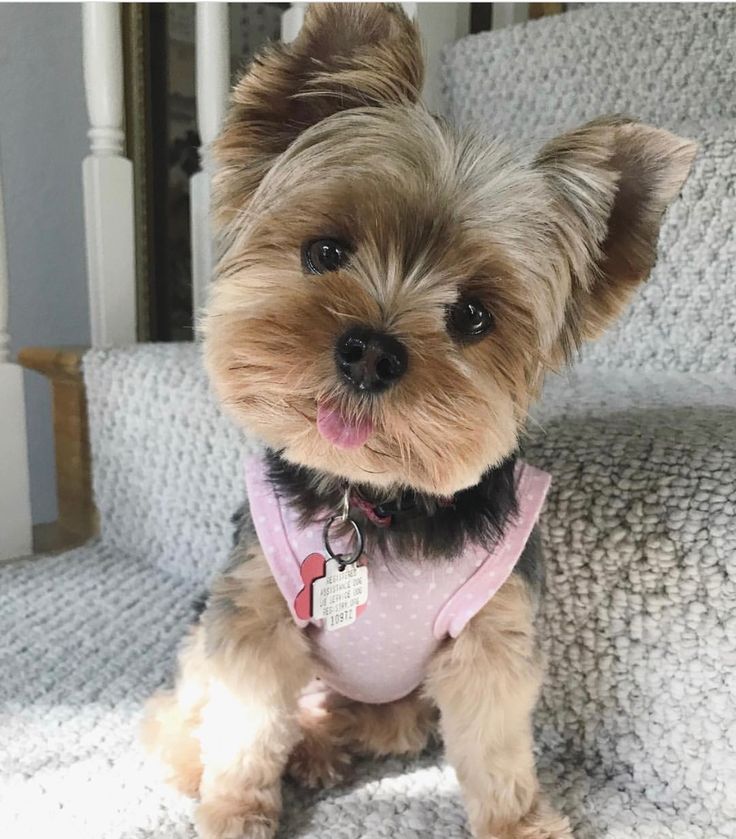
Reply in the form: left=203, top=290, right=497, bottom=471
left=311, top=557, right=368, bottom=631
left=293, top=553, right=368, bottom=629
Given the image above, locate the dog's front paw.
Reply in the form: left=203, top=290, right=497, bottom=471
left=195, top=794, right=278, bottom=839
left=287, top=735, right=353, bottom=789
left=480, top=800, right=573, bottom=839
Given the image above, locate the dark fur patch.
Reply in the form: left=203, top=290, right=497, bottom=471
left=265, top=448, right=518, bottom=561
left=231, top=500, right=255, bottom=547
left=191, top=593, right=209, bottom=620
left=513, top=526, right=545, bottom=597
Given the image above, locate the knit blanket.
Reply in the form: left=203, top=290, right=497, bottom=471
left=1, top=346, right=734, bottom=838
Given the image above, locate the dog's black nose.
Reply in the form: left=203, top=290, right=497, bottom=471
left=335, top=326, right=408, bottom=394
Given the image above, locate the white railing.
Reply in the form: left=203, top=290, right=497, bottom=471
left=0, top=161, right=33, bottom=561
left=492, top=4, right=530, bottom=30
left=191, top=2, right=230, bottom=319
left=82, top=2, right=136, bottom=346
left=80, top=1, right=230, bottom=336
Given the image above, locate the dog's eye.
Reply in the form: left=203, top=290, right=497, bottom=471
left=447, top=297, right=494, bottom=341
left=303, top=239, right=349, bottom=274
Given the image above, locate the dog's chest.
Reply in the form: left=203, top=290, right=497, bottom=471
left=245, top=455, right=551, bottom=704
left=306, top=548, right=490, bottom=703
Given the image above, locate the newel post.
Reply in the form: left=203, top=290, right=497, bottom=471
left=82, top=2, right=137, bottom=346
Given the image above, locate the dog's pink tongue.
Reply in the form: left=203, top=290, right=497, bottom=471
left=317, top=402, right=373, bottom=449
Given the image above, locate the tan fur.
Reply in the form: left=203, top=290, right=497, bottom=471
left=426, top=575, right=570, bottom=839
left=536, top=116, right=697, bottom=352
left=147, top=4, right=698, bottom=838
left=287, top=688, right=437, bottom=788
left=212, top=3, right=423, bottom=231
left=287, top=709, right=355, bottom=790
left=143, top=549, right=437, bottom=836
left=323, top=690, right=437, bottom=757
left=203, top=4, right=695, bottom=496
left=143, top=550, right=313, bottom=839
left=140, top=625, right=208, bottom=797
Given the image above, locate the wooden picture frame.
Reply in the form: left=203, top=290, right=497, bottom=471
left=122, top=3, right=287, bottom=343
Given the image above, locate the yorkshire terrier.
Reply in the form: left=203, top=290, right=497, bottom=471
left=142, top=5, right=695, bottom=838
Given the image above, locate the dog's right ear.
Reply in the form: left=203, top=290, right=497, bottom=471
left=535, top=116, right=696, bottom=356
left=212, top=3, right=423, bottom=227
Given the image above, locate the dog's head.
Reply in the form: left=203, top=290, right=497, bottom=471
left=203, top=3, right=695, bottom=496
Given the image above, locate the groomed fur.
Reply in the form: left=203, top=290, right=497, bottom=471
left=203, top=6, right=695, bottom=496
left=425, top=573, right=568, bottom=839
left=146, top=5, right=696, bottom=839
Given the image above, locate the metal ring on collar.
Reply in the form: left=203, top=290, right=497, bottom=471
left=322, top=515, right=364, bottom=565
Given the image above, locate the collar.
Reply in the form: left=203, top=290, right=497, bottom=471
left=349, top=488, right=454, bottom=528
left=264, top=448, right=522, bottom=561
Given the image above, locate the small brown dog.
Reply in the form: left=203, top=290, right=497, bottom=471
left=142, top=5, right=695, bottom=838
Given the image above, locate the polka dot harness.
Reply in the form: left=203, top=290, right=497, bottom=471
left=245, top=456, right=551, bottom=704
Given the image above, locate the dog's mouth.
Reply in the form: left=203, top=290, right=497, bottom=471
left=316, top=400, right=373, bottom=450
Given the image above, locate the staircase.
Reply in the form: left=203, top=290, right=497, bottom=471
left=1, top=341, right=734, bottom=838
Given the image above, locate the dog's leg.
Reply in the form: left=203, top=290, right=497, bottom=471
left=331, top=690, right=436, bottom=757
left=287, top=690, right=436, bottom=788
left=141, top=624, right=209, bottom=797
left=425, top=574, right=571, bottom=839
left=286, top=696, right=354, bottom=789
left=193, top=548, right=313, bottom=839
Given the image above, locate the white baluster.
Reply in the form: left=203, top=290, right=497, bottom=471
left=191, top=2, right=230, bottom=321
left=0, top=161, right=33, bottom=561
left=281, top=3, right=307, bottom=43
left=492, top=4, right=529, bottom=30
left=82, top=2, right=136, bottom=346
left=402, top=3, right=470, bottom=113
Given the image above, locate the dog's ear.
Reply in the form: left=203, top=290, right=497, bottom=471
left=536, top=116, right=696, bottom=353
left=212, top=3, right=423, bottom=226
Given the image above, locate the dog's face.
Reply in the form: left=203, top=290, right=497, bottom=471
left=203, top=3, right=695, bottom=496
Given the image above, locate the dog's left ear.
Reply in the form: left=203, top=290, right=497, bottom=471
left=212, top=3, right=423, bottom=227
left=536, top=116, right=697, bottom=350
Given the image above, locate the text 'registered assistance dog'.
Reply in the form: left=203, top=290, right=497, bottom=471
left=142, top=5, right=695, bottom=838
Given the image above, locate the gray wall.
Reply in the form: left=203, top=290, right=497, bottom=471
left=0, top=3, right=90, bottom=523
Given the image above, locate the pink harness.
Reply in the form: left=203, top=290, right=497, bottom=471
left=245, top=456, right=550, bottom=704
